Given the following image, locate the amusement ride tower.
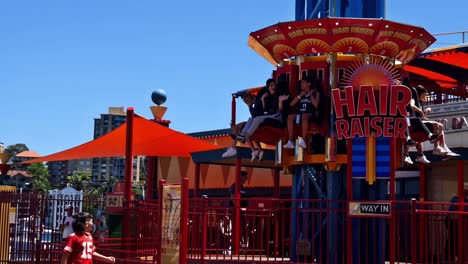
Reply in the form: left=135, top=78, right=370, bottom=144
left=246, top=0, right=435, bottom=263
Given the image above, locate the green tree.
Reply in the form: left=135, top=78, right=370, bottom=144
left=28, top=163, right=51, bottom=194
left=5, top=143, right=30, bottom=169
left=67, top=172, right=92, bottom=191
left=4, top=143, right=29, bottom=156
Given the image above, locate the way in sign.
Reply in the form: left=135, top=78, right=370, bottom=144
left=359, top=203, right=390, bottom=215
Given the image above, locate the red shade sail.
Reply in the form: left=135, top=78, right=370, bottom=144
left=25, top=115, right=220, bottom=163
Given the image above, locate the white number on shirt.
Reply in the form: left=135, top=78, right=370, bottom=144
left=80, top=241, right=93, bottom=259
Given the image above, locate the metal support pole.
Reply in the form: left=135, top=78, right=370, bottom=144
left=389, top=137, right=396, bottom=264
left=201, top=195, right=207, bottom=264
left=124, top=107, right=134, bottom=204
left=419, top=164, right=426, bottom=261
left=233, top=157, right=242, bottom=255
left=179, top=178, right=189, bottom=264
left=231, top=95, right=237, bottom=128
left=157, top=179, right=166, bottom=264
left=346, top=138, right=353, bottom=264
left=274, top=168, right=280, bottom=198
left=123, top=107, right=134, bottom=255
left=457, top=160, right=464, bottom=262
left=194, top=163, right=200, bottom=198
left=326, top=53, right=337, bottom=162
left=410, top=198, right=417, bottom=264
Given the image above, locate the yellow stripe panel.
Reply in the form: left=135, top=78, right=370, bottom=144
left=366, top=136, right=376, bottom=185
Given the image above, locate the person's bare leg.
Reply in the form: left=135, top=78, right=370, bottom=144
left=287, top=114, right=295, bottom=142
left=404, top=144, right=409, bottom=156
left=253, top=140, right=264, bottom=161
left=403, top=144, right=413, bottom=164
left=298, top=113, right=311, bottom=148
left=283, top=114, right=296, bottom=148
left=416, top=144, right=423, bottom=156
left=222, top=122, right=245, bottom=158
left=245, top=136, right=259, bottom=161
left=415, top=143, right=430, bottom=163
left=301, top=114, right=311, bottom=140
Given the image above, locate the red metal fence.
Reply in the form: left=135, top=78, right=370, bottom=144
left=1, top=192, right=466, bottom=264
left=1, top=192, right=159, bottom=264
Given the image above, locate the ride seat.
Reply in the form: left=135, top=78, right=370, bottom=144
left=250, top=118, right=286, bottom=146
left=294, top=96, right=330, bottom=137
left=408, top=126, right=429, bottom=143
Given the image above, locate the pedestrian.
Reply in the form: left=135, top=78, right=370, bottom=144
left=60, top=205, right=75, bottom=241
left=61, top=212, right=115, bottom=264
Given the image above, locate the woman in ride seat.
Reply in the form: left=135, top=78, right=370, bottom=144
left=237, top=79, right=282, bottom=161
left=283, top=76, right=322, bottom=149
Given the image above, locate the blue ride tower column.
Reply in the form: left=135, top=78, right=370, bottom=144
left=295, top=0, right=385, bottom=20
left=291, top=1, right=387, bottom=264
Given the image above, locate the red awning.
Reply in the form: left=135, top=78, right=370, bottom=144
left=404, top=43, right=468, bottom=89
left=25, top=114, right=220, bottom=163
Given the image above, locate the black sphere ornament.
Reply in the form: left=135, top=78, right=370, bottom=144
left=151, top=89, right=167, bottom=106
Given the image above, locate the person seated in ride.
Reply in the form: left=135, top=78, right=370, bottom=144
left=403, top=85, right=459, bottom=164
left=402, top=78, right=439, bottom=146
left=283, top=76, right=322, bottom=149
left=221, top=93, right=264, bottom=159
left=237, top=78, right=282, bottom=161
left=402, top=81, right=440, bottom=164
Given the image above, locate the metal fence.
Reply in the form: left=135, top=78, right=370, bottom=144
left=1, top=192, right=159, bottom=264
left=1, top=192, right=467, bottom=264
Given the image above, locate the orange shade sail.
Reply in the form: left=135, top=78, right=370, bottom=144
left=25, top=114, right=220, bottom=163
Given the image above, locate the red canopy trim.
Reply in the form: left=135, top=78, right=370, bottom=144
left=249, top=17, right=435, bottom=65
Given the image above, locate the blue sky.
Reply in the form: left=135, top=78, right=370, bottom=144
left=1, top=0, right=466, bottom=156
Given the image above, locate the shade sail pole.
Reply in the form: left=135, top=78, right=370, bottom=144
left=122, top=107, right=134, bottom=253
left=124, top=107, right=134, bottom=203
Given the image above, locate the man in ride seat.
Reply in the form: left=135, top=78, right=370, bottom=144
left=402, top=80, right=442, bottom=164
left=403, top=84, right=458, bottom=164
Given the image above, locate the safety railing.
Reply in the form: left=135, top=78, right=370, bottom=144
left=2, top=192, right=467, bottom=264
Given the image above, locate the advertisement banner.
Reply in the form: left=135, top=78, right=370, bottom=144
left=161, top=185, right=181, bottom=264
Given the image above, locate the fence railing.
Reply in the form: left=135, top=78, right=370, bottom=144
left=1, top=192, right=467, bottom=264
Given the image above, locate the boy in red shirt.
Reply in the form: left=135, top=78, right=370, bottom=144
left=61, top=212, right=115, bottom=264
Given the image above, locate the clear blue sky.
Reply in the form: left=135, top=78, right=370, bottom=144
left=1, top=0, right=466, bottom=156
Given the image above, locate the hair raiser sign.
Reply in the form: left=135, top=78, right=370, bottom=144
left=332, top=85, right=411, bottom=139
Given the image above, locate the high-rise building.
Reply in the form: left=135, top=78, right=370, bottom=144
left=48, top=160, right=68, bottom=187
left=91, top=107, right=144, bottom=183
left=48, top=159, right=92, bottom=188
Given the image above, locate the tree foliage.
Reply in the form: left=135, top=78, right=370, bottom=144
left=67, top=172, right=91, bottom=191
left=28, top=163, right=51, bottom=194
left=5, top=143, right=29, bottom=156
